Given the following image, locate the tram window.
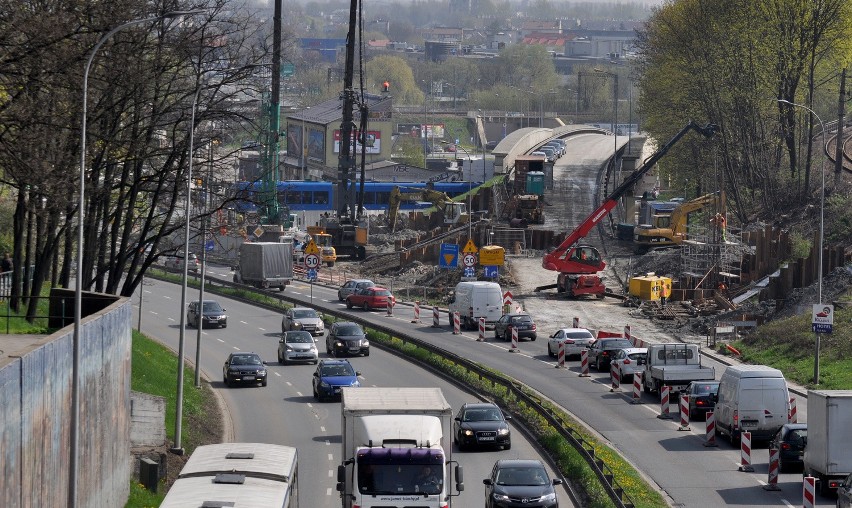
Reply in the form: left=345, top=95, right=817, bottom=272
left=376, top=192, right=390, bottom=205
left=285, top=190, right=301, bottom=205
left=314, top=192, right=328, bottom=204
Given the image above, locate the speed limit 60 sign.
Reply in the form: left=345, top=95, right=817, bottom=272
left=304, top=253, right=320, bottom=269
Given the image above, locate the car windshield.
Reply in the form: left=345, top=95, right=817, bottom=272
left=692, top=383, right=719, bottom=395
left=357, top=463, right=444, bottom=495
left=605, top=340, right=633, bottom=349
left=202, top=302, right=223, bottom=312
left=231, top=355, right=262, bottom=366
left=286, top=332, right=313, bottom=343
left=463, top=408, right=502, bottom=422
left=496, top=467, right=549, bottom=486
left=321, top=364, right=355, bottom=377
left=336, top=325, right=363, bottom=336
left=628, top=353, right=646, bottom=362
left=511, top=315, right=532, bottom=324
left=372, top=290, right=391, bottom=296
left=293, top=309, right=317, bottom=319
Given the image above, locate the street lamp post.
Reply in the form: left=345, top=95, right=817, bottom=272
left=778, top=98, right=826, bottom=385
left=448, top=143, right=473, bottom=240
left=74, top=10, right=202, bottom=506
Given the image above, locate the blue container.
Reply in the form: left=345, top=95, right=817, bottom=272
left=525, top=171, right=545, bottom=195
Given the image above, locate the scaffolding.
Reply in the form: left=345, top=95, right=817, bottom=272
left=679, top=224, right=743, bottom=290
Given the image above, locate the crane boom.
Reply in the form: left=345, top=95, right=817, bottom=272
left=542, top=121, right=718, bottom=272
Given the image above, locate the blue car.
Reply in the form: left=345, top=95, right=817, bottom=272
left=312, top=359, right=360, bottom=401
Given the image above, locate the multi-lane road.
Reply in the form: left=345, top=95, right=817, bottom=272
left=133, top=277, right=572, bottom=508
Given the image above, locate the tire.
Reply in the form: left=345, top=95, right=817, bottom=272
left=221, top=323, right=227, bottom=329
left=346, top=300, right=353, bottom=309
left=494, top=329, right=500, bottom=339
left=619, top=371, right=627, bottom=384
left=261, top=379, right=268, bottom=387
left=278, top=351, right=284, bottom=364
left=363, top=302, right=370, bottom=311
left=327, top=261, right=335, bottom=268
left=548, top=345, right=555, bottom=358
left=364, top=349, right=370, bottom=357
left=643, top=381, right=651, bottom=393
left=504, top=441, right=511, bottom=450
left=313, top=386, right=319, bottom=400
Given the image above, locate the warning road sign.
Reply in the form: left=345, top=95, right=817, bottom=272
left=304, top=240, right=320, bottom=256
left=462, top=239, right=478, bottom=254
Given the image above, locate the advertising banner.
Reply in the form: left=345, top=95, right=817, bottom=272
left=333, top=130, right=381, bottom=154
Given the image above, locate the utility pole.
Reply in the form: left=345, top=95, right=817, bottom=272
left=835, top=67, right=846, bottom=189
left=337, top=0, right=358, bottom=219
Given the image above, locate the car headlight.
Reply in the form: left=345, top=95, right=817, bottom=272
left=335, top=341, right=344, bottom=347
left=541, top=492, right=556, bottom=502
left=293, top=321, right=303, bottom=329
left=352, top=380, right=360, bottom=387
left=498, top=428, right=510, bottom=436
left=285, top=345, right=294, bottom=351
left=320, top=381, right=331, bottom=388
left=463, top=429, right=474, bottom=436
left=309, top=345, right=317, bottom=352
left=257, top=369, right=266, bottom=376
left=492, top=493, right=510, bottom=502
left=317, top=322, right=324, bottom=330
left=361, top=340, right=370, bottom=346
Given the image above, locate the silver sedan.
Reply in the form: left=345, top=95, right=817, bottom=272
left=547, top=328, right=595, bottom=359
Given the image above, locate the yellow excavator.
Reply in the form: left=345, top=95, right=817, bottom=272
left=633, top=191, right=725, bottom=253
left=388, top=186, right=469, bottom=232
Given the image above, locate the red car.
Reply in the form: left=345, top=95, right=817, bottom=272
left=345, top=287, right=396, bottom=311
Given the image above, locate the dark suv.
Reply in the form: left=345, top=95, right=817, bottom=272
left=312, top=359, right=360, bottom=401
left=222, top=352, right=267, bottom=387
left=454, top=402, right=512, bottom=450
left=326, top=321, right=369, bottom=357
left=587, top=338, right=634, bottom=371
left=483, top=459, right=561, bottom=508
left=494, top=313, right=537, bottom=341
left=187, top=300, right=227, bottom=329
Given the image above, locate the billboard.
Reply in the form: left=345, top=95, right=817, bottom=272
left=396, top=123, right=445, bottom=139
left=307, top=128, right=325, bottom=163
left=333, top=130, right=382, bottom=154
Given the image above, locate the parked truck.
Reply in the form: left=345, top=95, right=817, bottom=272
left=233, top=242, right=293, bottom=291
left=336, top=387, right=464, bottom=508
left=642, top=343, right=715, bottom=394
left=804, top=390, right=852, bottom=495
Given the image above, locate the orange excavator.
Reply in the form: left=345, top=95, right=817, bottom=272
left=541, top=121, right=718, bottom=297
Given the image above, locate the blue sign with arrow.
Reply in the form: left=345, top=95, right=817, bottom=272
left=484, top=265, right=499, bottom=278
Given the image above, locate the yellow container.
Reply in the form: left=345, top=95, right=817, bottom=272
left=628, top=275, right=672, bottom=301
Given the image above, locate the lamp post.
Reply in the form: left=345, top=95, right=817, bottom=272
left=594, top=68, right=618, bottom=170
left=778, top=98, right=826, bottom=385
left=74, top=10, right=202, bottom=506
left=447, top=142, right=473, bottom=240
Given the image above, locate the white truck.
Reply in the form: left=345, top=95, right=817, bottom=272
left=336, top=387, right=464, bottom=508
left=804, top=390, right=852, bottom=496
left=642, top=343, right=715, bottom=394
left=233, top=242, right=294, bottom=291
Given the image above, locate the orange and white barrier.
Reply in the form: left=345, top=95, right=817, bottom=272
left=703, top=411, right=717, bottom=447
left=610, top=361, right=619, bottom=392
left=678, top=394, right=690, bottom=431
left=386, top=300, right=393, bottom=316
left=557, top=341, right=566, bottom=368
left=739, top=431, right=754, bottom=472
left=658, top=385, right=672, bottom=419
left=632, top=371, right=642, bottom=403
left=478, top=317, right=485, bottom=341
left=432, top=306, right=439, bottom=328
left=579, top=349, right=590, bottom=377
left=763, top=448, right=781, bottom=491
left=624, top=324, right=632, bottom=343
left=452, top=312, right=460, bottom=335
left=510, top=326, right=518, bottom=351
left=802, top=476, right=815, bottom=508
left=412, top=301, right=420, bottom=323
left=789, top=397, right=798, bottom=423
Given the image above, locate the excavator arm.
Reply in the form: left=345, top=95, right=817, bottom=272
left=542, top=120, right=718, bottom=273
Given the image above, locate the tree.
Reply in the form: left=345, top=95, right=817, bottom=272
left=366, top=55, right=423, bottom=103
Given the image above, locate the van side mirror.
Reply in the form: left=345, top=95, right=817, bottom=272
left=455, top=465, right=464, bottom=491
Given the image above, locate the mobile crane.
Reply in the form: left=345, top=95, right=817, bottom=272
left=541, top=121, right=718, bottom=297
left=387, top=186, right=468, bottom=232
left=633, top=190, right=725, bottom=253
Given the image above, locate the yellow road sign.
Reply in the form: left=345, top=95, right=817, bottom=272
left=304, top=239, right=320, bottom=255
left=462, top=239, right=478, bottom=254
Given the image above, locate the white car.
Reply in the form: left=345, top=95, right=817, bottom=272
left=277, top=330, right=319, bottom=364
left=547, top=328, right=595, bottom=359
left=612, top=347, right=648, bottom=382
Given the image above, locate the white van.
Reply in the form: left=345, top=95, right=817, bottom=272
left=714, top=364, right=790, bottom=443
left=448, top=281, right=503, bottom=330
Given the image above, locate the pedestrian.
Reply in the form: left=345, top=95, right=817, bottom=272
left=1, top=252, right=12, bottom=273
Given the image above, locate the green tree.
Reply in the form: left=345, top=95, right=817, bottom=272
left=366, top=55, right=424, bottom=103
left=492, top=44, right=559, bottom=90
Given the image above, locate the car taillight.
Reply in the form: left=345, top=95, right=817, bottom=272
left=781, top=443, right=791, bottom=451
left=531, top=324, right=536, bottom=330
left=602, top=351, right=610, bottom=357
left=565, top=339, right=575, bottom=344
left=733, top=410, right=739, bottom=429
left=696, top=400, right=707, bottom=407
left=623, top=359, right=631, bottom=364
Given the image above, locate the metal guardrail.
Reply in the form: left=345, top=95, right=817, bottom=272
left=164, top=269, right=635, bottom=508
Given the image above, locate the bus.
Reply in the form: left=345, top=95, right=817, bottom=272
left=160, top=443, right=299, bottom=508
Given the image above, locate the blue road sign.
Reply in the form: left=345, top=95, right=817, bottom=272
left=205, top=239, right=215, bottom=251
left=307, top=268, right=318, bottom=281
left=439, top=243, right=459, bottom=268
left=464, top=267, right=475, bottom=278
left=484, top=265, right=499, bottom=278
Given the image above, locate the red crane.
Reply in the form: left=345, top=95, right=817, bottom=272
left=541, top=121, right=718, bottom=297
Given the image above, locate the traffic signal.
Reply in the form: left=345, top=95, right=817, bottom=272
left=382, top=81, right=390, bottom=92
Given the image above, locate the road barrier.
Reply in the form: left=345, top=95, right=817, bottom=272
left=610, top=361, right=619, bottom=392
left=658, top=385, right=672, bottom=419
left=789, top=397, right=797, bottom=423
left=412, top=301, right=420, bottom=323
left=739, top=431, right=754, bottom=472
left=802, top=476, right=815, bottom=508
left=510, top=326, right=519, bottom=351
left=579, top=349, right=590, bottom=377
left=703, top=411, right=718, bottom=447
left=386, top=300, right=393, bottom=316
left=763, top=448, right=781, bottom=491
left=452, top=312, right=460, bottom=335
left=478, top=317, right=485, bottom=341
left=624, top=324, right=631, bottom=343
left=557, top=341, right=565, bottom=368
left=432, top=306, right=440, bottom=328
left=573, top=317, right=579, bottom=328
left=632, top=372, right=642, bottom=403
left=678, top=395, right=690, bottom=431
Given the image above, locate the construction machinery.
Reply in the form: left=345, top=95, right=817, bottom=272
left=307, top=216, right=367, bottom=260
left=388, top=186, right=468, bottom=232
left=505, top=194, right=545, bottom=227
left=540, top=121, right=718, bottom=298
left=633, top=191, right=725, bottom=252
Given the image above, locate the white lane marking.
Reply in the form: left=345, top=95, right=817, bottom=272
left=329, top=470, right=334, bottom=477
left=149, top=311, right=158, bottom=315
left=217, top=339, right=225, bottom=343
left=274, top=372, right=282, bottom=377
left=163, top=296, right=172, bottom=300
left=328, top=453, right=334, bottom=461
left=320, top=426, right=326, bottom=432
left=167, top=317, right=175, bottom=322
left=296, top=391, right=303, bottom=396
left=307, top=403, right=313, bottom=408
left=233, top=346, right=240, bottom=350
left=258, top=327, right=266, bottom=331
left=780, top=499, right=794, bottom=507
left=143, top=289, right=152, bottom=294
left=286, top=381, right=293, bottom=387
left=291, top=292, right=302, bottom=295
left=325, top=439, right=331, bottom=446
left=326, top=487, right=333, bottom=496
left=240, top=320, right=248, bottom=325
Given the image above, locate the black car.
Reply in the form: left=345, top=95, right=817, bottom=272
left=186, top=300, right=227, bottom=329
left=494, top=313, right=537, bottom=341
left=222, top=352, right=267, bottom=387
left=454, top=402, right=512, bottom=451
left=483, top=459, right=561, bottom=508
left=769, top=423, right=807, bottom=472
left=686, top=381, right=720, bottom=420
left=586, top=338, right=634, bottom=371
left=326, top=321, right=370, bottom=357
